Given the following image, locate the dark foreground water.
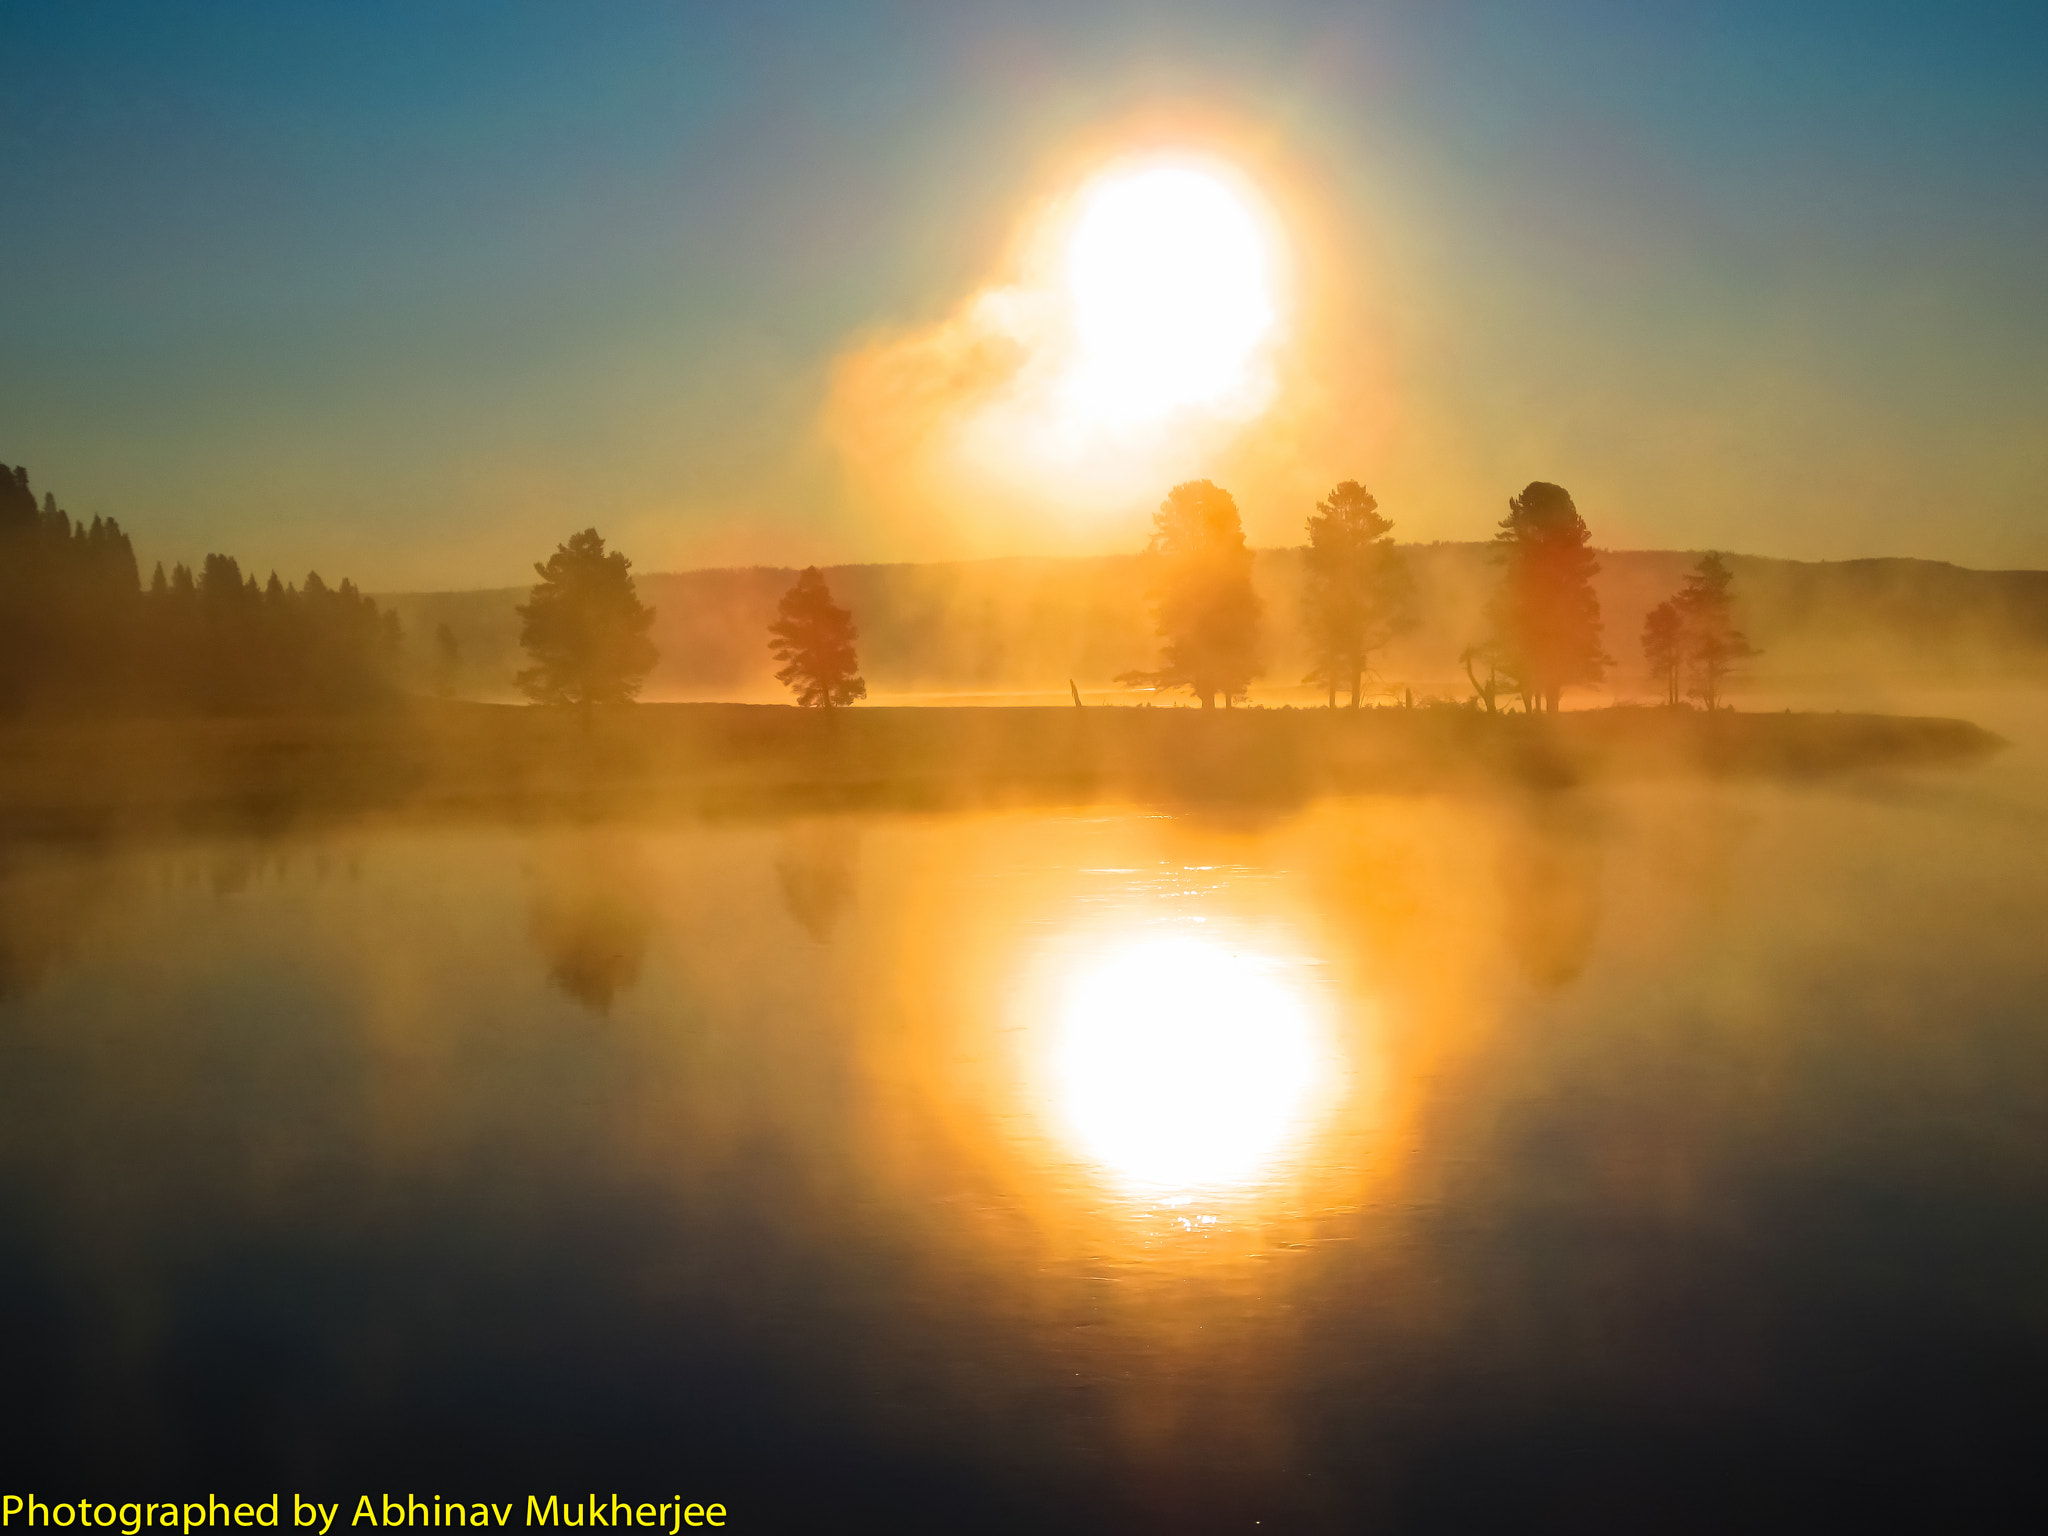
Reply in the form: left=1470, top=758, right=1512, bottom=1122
left=6, top=696, right=2048, bottom=1533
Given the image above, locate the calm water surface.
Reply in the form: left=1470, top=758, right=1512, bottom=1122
left=5, top=696, right=2048, bottom=1531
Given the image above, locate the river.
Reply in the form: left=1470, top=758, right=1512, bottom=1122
left=5, top=691, right=2046, bottom=1531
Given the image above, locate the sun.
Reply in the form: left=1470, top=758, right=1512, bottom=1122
left=823, top=149, right=1295, bottom=533
left=1053, top=933, right=1330, bottom=1192
left=1060, top=162, right=1278, bottom=430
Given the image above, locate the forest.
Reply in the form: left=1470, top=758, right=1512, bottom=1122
left=1, top=463, right=400, bottom=715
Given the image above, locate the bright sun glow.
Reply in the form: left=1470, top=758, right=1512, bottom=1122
left=1061, top=164, right=1276, bottom=429
left=825, top=151, right=1293, bottom=530
left=1055, top=934, right=1328, bottom=1192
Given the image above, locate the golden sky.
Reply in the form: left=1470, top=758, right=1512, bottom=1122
left=5, top=3, right=2044, bottom=586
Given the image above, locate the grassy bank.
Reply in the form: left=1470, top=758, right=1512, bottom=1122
left=0, top=702, right=2007, bottom=834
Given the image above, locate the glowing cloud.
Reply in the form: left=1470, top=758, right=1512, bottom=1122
left=826, top=154, right=1290, bottom=547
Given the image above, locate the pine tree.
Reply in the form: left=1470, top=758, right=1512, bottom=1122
left=516, top=529, right=659, bottom=708
left=1301, top=480, right=1412, bottom=708
left=0, top=466, right=42, bottom=713
left=1641, top=599, right=1684, bottom=706
left=1674, top=552, right=1755, bottom=711
left=1486, top=481, right=1608, bottom=714
left=1116, top=480, right=1262, bottom=709
left=768, top=567, right=867, bottom=708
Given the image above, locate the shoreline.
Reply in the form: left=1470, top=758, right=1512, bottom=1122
left=0, top=702, right=2008, bottom=835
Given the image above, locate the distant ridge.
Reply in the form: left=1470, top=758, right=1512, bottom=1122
left=378, top=547, right=2048, bottom=704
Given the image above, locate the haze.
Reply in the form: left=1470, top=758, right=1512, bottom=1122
left=7, top=7, right=2048, bottom=1523
left=5, top=1, right=2046, bottom=588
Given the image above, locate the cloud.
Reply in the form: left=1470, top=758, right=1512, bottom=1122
left=823, top=156, right=1300, bottom=554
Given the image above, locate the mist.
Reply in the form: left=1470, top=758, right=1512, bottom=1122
left=382, top=544, right=2048, bottom=708
left=7, top=1, right=2048, bottom=1520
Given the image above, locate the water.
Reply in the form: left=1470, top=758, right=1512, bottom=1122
left=5, top=695, right=2047, bottom=1531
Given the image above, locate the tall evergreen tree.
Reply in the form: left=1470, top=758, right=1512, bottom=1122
left=1117, top=480, right=1262, bottom=709
left=1641, top=600, right=1684, bottom=706
left=0, top=467, right=41, bottom=713
left=768, top=567, right=867, bottom=708
left=1485, top=481, right=1607, bottom=714
left=516, top=529, right=659, bottom=708
left=1301, top=480, right=1412, bottom=708
left=0, top=467, right=142, bottom=712
left=1674, top=552, right=1755, bottom=711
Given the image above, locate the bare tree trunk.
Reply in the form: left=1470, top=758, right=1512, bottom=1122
left=1463, top=652, right=1496, bottom=715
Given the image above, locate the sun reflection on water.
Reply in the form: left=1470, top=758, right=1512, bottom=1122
left=1050, top=932, right=1338, bottom=1195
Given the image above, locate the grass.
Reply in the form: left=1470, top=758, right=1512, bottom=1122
left=0, top=701, right=2007, bottom=835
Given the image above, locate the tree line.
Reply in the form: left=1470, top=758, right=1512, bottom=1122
left=0, top=463, right=401, bottom=716
left=516, top=478, right=1750, bottom=716
left=1103, top=475, right=1749, bottom=714
left=3, top=457, right=1750, bottom=719
left=511, top=531, right=869, bottom=713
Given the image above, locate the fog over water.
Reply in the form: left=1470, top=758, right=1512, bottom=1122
left=379, top=546, right=2048, bottom=712
left=3, top=691, right=2046, bottom=1530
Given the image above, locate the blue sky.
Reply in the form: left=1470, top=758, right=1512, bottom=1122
left=3, top=1, right=2043, bottom=586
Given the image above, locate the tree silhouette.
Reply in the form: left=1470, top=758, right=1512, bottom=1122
left=0, top=467, right=42, bottom=713
left=1301, top=480, right=1413, bottom=708
left=0, top=467, right=144, bottom=714
left=1674, top=552, right=1755, bottom=711
left=1641, top=599, right=1684, bottom=706
left=1461, top=643, right=1508, bottom=714
left=769, top=567, right=866, bottom=708
left=1, top=464, right=400, bottom=717
left=1485, top=481, right=1607, bottom=714
left=1116, top=479, right=1262, bottom=710
left=516, top=529, right=658, bottom=708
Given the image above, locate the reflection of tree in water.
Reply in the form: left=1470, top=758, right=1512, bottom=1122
left=527, top=837, right=653, bottom=1014
left=1644, top=788, right=1747, bottom=929
left=1498, top=799, right=1605, bottom=990
left=775, top=820, right=859, bottom=944
left=204, top=843, right=306, bottom=899
left=0, top=837, right=371, bottom=998
left=0, top=846, right=121, bottom=998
